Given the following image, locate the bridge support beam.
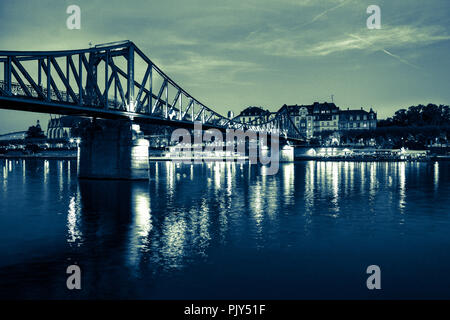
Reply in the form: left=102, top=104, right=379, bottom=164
left=78, top=120, right=149, bottom=180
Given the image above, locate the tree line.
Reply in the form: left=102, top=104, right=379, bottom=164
left=378, top=104, right=450, bottom=127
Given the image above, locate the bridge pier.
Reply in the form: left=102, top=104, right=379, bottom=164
left=78, top=120, right=149, bottom=180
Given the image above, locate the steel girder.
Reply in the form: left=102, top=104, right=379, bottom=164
left=0, top=40, right=303, bottom=142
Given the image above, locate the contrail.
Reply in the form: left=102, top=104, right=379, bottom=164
left=300, top=0, right=350, bottom=28
left=348, top=33, right=422, bottom=70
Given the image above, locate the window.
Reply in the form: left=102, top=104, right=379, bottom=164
left=356, top=116, right=360, bottom=120
left=363, top=115, right=367, bottom=120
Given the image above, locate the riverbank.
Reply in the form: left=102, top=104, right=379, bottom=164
left=1, top=150, right=449, bottom=162
left=0, top=150, right=77, bottom=160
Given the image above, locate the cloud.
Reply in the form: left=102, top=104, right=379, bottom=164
left=229, top=24, right=450, bottom=59
left=310, top=26, right=450, bottom=56
left=347, top=33, right=422, bottom=69
left=161, top=52, right=261, bottom=86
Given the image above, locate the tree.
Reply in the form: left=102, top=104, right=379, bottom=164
left=392, top=109, right=408, bottom=126
left=382, top=104, right=449, bottom=127
left=26, top=124, right=46, bottom=139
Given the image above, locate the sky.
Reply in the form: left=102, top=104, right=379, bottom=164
left=0, top=0, right=449, bottom=134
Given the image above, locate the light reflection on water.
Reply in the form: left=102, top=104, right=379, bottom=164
left=0, top=159, right=449, bottom=299
left=66, top=192, right=83, bottom=246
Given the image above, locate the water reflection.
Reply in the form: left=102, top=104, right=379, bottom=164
left=399, top=162, right=406, bottom=214
left=304, top=161, right=315, bottom=218
left=67, top=192, right=83, bottom=246
left=1, top=159, right=450, bottom=299
left=160, top=211, right=187, bottom=269
left=434, top=161, right=439, bottom=192
left=44, top=160, right=49, bottom=183
left=2, top=160, right=8, bottom=191
left=283, top=163, right=294, bottom=205
left=22, top=160, right=26, bottom=184
left=127, top=184, right=152, bottom=272
left=369, top=162, right=377, bottom=201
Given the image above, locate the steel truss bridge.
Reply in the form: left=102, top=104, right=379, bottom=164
left=0, top=41, right=303, bottom=141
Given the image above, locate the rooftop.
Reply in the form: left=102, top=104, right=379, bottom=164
left=237, top=106, right=271, bottom=117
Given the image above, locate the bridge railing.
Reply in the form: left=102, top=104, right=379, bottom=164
left=0, top=79, right=128, bottom=109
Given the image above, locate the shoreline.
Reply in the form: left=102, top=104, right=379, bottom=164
left=0, top=153, right=77, bottom=160
left=1, top=153, right=449, bottom=162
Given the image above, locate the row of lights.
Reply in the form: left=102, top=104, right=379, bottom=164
left=69, top=138, right=81, bottom=145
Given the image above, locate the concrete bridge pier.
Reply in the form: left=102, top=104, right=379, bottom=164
left=78, top=120, right=149, bottom=180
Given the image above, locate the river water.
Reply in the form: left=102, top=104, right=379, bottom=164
left=0, top=159, right=449, bottom=299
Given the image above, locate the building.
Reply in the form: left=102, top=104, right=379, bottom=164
left=310, top=102, right=340, bottom=135
left=47, top=116, right=85, bottom=139
left=234, top=106, right=272, bottom=124
left=339, top=108, right=377, bottom=131
left=274, top=102, right=377, bottom=139
left=281, top=102, right=340, bottom=138
left=282, top=104, right=313, bottom=137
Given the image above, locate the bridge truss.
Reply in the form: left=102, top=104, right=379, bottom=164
left=0, top=41, right=303, bottom=141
